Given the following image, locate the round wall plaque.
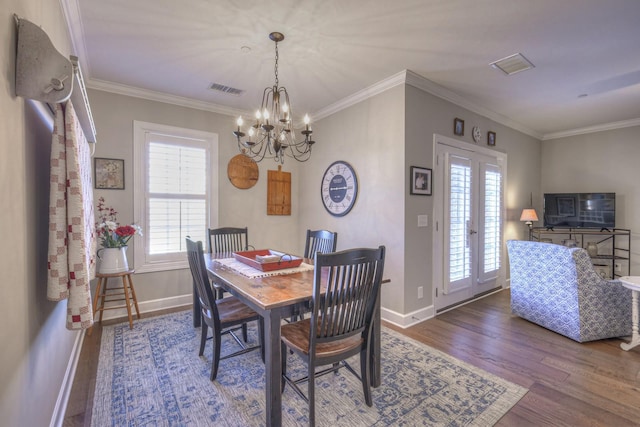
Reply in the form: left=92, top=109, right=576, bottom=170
left=227, top=154, right=259, bottom=189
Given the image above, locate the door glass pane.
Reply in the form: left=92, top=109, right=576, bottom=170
left=483, top=166, right=502, bottom=274
left=449, top=162, right=471, bottom=281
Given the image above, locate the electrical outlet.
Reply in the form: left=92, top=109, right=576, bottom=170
left=615, top=263, right=622, bottom=272
left=418, top=286, right=424, bottom=299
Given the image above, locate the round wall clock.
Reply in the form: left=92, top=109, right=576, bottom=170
left=321, top=160, right=358, bottom=217
left=472, top=126, right=482, bottom=143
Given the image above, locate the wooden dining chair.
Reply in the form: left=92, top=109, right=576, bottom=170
left=186, top=237, right=263, bottom=381
left=303, top=229, right=337, bottom=259
left=288, top=229, right=339, bottom=323
left=208, top=227, right=249, bottom=299
left=281, top=246, right=386, bottom=426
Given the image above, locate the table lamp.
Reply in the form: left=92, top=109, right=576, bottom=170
left=520, top=208, right=539, bottom=229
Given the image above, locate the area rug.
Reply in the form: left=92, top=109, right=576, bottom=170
left=91, top=310, right=527, bottom=426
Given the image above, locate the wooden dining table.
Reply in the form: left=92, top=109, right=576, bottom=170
left=198, top=252, right=383, bottom=427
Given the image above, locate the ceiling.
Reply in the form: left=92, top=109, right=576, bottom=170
left=63, top=0, right=640, bottom=139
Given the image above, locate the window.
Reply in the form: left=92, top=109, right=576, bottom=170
left=133, top=121, right=218, bottom=272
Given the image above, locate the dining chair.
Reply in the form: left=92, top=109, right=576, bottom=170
left=281, top=246, right=386, bottom=426
left=303, top=229, right=338, bottom=259
left=289, top=229, right=339, bottom=323
left=208, top=227, right=249, bottom=299
left=186, top=237, right=263, bottom=381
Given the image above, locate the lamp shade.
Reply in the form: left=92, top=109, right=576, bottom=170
left=520, top=208, right=539, bottom=222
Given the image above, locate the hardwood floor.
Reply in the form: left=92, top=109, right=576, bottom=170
left=63, top=290, right=640, bottom=426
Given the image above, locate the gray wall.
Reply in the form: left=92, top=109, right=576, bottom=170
left=88, top=89, right=302, bottom=304
left=0, top=1, right=78, bottom=425
left=403, top=84, right=542, bottom=315
left=542, top=126, right=640, bottom=274
left=298, top=85, right=406, bottom=313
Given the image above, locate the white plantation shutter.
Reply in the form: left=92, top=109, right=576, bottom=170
left=444, top=153, right=473, bottom=294
left=480, top=163, right=502, bottom=281
left=147, top=142, right=207, bottom=255
left=134, top=122, right=218, bottom=272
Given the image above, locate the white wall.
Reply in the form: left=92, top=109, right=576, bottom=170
left=0, top=2, right=80, bottom=425
left=542, top=126, right=640, bottom=274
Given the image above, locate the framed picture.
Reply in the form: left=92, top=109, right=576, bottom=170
left=488, top=131, right=496, bottom=146
left=453, top=118, right=464, bottom=136
left=410, top=166, right=432, bottom=196
left=94, top=157, right=125, bottom=189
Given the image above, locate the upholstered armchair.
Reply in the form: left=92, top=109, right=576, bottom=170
left=506, top=240, right=632, bottom=343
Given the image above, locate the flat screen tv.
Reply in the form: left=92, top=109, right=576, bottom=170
left=543, top=192, right=615, bottom=229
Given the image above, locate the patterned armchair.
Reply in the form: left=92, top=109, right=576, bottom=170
left=506, top=240, right=632, bottom=343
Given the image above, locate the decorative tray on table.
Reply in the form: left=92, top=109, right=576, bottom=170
left=232, top=249, right=303, bottom=272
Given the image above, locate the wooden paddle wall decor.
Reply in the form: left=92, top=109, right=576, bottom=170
left=227, top=154, right=259, bottom=189
left=267, top=165, right=291, bottom=215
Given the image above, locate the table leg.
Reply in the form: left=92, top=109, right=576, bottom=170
left=621, top=289, right=640, bottom=351
left=264, top=309, right=282, bottom=427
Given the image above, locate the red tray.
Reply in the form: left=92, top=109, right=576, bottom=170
left=232, top=249, right=303, bottom=272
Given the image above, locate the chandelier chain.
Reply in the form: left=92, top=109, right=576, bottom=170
left=274, top=41, right=279, bottom=87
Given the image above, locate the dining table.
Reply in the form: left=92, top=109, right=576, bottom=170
left=197, top=252, right=383, bottom=427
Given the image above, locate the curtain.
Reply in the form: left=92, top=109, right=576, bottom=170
left=47, top=102, right=96, bottom=330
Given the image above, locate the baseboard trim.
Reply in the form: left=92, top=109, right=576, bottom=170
left=50, top=329, right=84, bottom=427
left=381, top=305, right=435, bottom=329
left=99, top=294, right=193, bottom=322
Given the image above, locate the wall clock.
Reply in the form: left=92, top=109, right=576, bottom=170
left=472, top=126, right=482, bottom=143
left=321, top=160, right=358, bottom=217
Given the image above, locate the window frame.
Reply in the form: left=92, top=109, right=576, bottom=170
left=133, top=121, right=218, bottom=273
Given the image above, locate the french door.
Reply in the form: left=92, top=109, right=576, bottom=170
left=433, top=135, right=506, bottom=312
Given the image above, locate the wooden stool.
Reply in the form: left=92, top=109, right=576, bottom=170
left=91, top=269, right=140, bottom=332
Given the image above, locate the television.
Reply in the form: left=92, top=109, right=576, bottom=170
left=543, top=192, right=615, bottom=229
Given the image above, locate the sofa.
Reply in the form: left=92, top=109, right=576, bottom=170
left=506, top=240, right=632, bottom=343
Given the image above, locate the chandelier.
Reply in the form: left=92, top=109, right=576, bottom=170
left=233, top=32, right=315, bottom=163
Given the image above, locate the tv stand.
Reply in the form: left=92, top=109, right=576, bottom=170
left=530, top=227, right=631, bottom=279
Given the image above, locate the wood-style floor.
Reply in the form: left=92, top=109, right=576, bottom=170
left=63, top=290, right=640, bottom=426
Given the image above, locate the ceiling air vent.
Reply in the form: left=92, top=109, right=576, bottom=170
left=489, top=53, right=535, bottom=76
left=208, top=82, right=244, bottom=96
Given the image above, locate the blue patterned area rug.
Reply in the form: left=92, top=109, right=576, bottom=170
left=91, top=310, right=527, bottom=426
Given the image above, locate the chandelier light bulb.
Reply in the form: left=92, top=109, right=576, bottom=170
left=237, top=117, right=243, bottom=127
left=255, top=110, right=261, bottom=120
left=248, top=127, right=255, bottom=137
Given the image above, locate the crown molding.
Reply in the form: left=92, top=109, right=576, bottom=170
left=87, top=78, right=246, bottom=117
left=312, top=70, right=408, bottom=121
left=541, top=117, right=640, bottom=140
left=404, top=70, right=543, bottom=140
left=60, top=0, right=91, bottom=74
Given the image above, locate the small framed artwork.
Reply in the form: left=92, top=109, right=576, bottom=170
left=488, top=131, right=496, bottom=146
left=454, top=118, right=464, bottom=136
left=94, top=157, right=125, bottom=190
left=410, top=166, right=432, bottom=196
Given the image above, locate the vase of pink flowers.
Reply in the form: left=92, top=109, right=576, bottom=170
left=95, top=197, right=142, bottom=273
